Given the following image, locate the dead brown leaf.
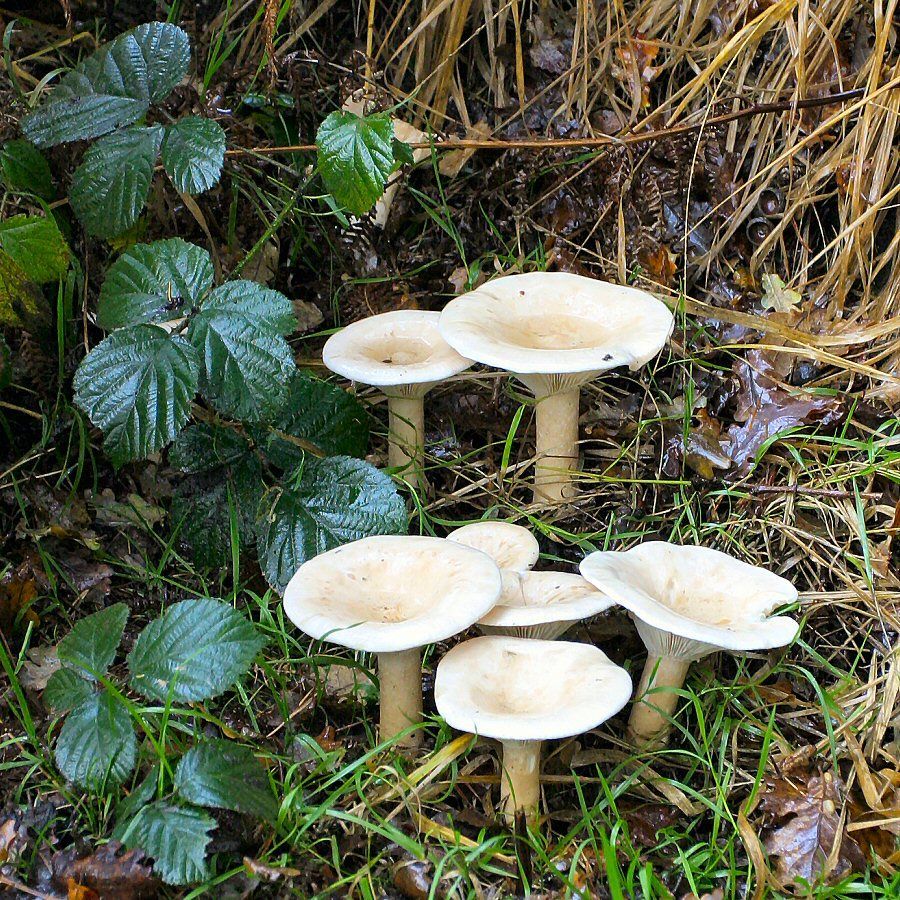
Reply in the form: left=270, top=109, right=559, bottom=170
left=726, top=351, right=845, bottom=472
left=0, top=563, right=40, bottom=634
left=761, top=770, right=867, bottom=887
left=19, top=644, right=61, bottom=691
left=612, top=33, right=661, bottom=108
left=623, top=803, right=683, bottom=848
left=51, top=841, right=158, bottom=899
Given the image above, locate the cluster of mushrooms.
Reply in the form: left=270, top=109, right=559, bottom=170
left=284, top=272, right=802, bottom=827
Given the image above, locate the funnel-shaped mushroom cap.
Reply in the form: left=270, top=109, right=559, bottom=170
left=438, top=273, right=674, bottom=386
left=478, top=571, right=615, bottom=639
left=323, top=310, right=472, bottom=396
left=434, top=636, right=632, bottom=741
left=579, top=542, right=799, bottom=658
left=446, top=521, right=540, bottom=571
left=283, top=535, right=502, bottom=653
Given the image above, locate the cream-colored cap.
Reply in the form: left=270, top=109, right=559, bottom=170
left=323, top=310, right=472, bottom=395
left=579, top=541, right=799, bottom=660
left=283, top=535, right=501, bottom=653
left=434, top=635, right=632, bottom=741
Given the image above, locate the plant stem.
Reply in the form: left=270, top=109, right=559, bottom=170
left=377, top=648, right=423, bottom=748
left=627, top=655, right=692, bottom=748
left=533, top=388, right=580, bottom=504
left=500, top=739, right=542, bottom=824
left=387, top=395, right=425, bottom=491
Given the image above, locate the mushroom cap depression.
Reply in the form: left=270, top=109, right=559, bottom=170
left=283, top=535, right=502, bottom=653
left=438, top=272, right=674, bottom=378
left=579, top=542, right=799, bottom=653
left=434, top=635, right=632, bottom=741
left=323, top=309, right=472, bottom=394
left=478, top=571, right=615, bottom=639
left=447, top=521, right=540, bottom=572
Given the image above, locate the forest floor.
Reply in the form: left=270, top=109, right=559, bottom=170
left=1, top=0, right=899, bottom=897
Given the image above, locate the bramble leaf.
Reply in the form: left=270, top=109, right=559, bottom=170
left=54, top=690, right=136, bottom=790
left=69, top=126, right=164, bottom=238
left=0, top=214, right=71, bottom=283
left=98, top=238, right=213, bottom=329
left=316, top=111, right=396, bottom=216
left=257, top=456, right=407, bottom=593
left=22, top=23, right=190, bottom=147
left=44, top=667, right=94, bottom=713
left=57, top=603, right=129, bottom=678
left=73, top=325, right=200, bottom=465
left=128, top=597, right=265, bottom=702
left=0, top=140, right=54, bottom=198
left=117, top=802, right=214, bottom=886
left=175, top=739, right=277, bottom=820
left=161, top=116, right=226, bottom=194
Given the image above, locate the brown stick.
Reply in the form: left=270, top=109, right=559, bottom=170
left=225, top=87, right=868, bottom=158
left=746, top=484, right=883, bottom=500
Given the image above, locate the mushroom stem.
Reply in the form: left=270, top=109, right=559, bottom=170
left=499, top=739, right=542, bottom=825
left=532, top=387, right=580, bottom=504
left=387, top=395, right=426, bottom=490
left=627, top=655, right=692, bottom=747
left=377, top=648, right=423, bottom=747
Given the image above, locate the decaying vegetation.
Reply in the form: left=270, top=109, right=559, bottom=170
left=1, top=0, right=899, bottom=896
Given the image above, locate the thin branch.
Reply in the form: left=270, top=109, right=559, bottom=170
left=225, top=86, right=871, bottom=158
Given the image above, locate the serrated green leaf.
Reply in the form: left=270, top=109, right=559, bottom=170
left=170, top=425, right=263, bottom=567
left=57, top=603, right=128, bottom=678
left=98, top=238, right=213, bottom=330
left=257, top=456, right=407, bottom=593
left=69, top=126, right=164, bottom=238
left=254, top=372, right=369, bottom=468
left=0, top=215, right=71, bottom=283
left=0, top=139, right=54, bottom=198
left=316, top=110, right=395, bottom=216
left=22, top=23, right=190, bottom=147
left=161, top=116, right=225, bottom=194
left=174, top=739, right=277, bottom=820
left=73, top=325, right=200, bottom=466
left=203, top=280, right=296, bottom=335
left=0, top=249, right=43, bottom=326
left=54, top=689, right=136, bottom=790
left=188, top=298, right=295, bottom=422
left=114, top=764, right=160, bottom=827
left=128, top=598, right=265, bottom=702
left=118, top=802, right=214, bottom=886
left=44, top=667, right=95, bottom=713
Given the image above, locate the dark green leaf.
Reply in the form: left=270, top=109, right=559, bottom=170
left=316, top=110, right=395, bottom=216
left=161, top=116, right=226, bottom=194
left=0, top=250, right=42, bottom=326
left=54, top=689, right=136, bottom=790
left=175, top=739, right=277, bottom=820
left=0, top=139, right=54, bottom=197
left=255, top=372, right=369, bottom=468
left=98, top=238, right=213, bottom=330
left=115, top=765, right=160, bottom=826
left=57, top=602, right=129, bottom=677
left=73, top=325, right=200, bottom=466
left=170, top=422, right=254, bottom=474
left=188, top=289, right=295, bottom=420
left=393, top=137, right=415, bottom=167
left=257, top=456, right=407, bottom=593
left=44, top=667, right=94, bottom=713
left=118, top=802, right=214, bottom=886
left=128, top=598, right=265, bottom=702
left=22, top=23, right=190, bottom=147
left=0, top=214, right=71, bottom=283
left=69, top=126, right=164, bottom=238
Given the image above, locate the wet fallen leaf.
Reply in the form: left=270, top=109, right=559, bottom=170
left=726, top=351, right=845, bottom=472
left=67, top=878, right=100, bottom=900
left=315, top=725, right=343, bottom=752
left=639, top=242, right=678, bottom=286
left=438, top=121, right=492, bottom=178
left=612, top=33, right=661, bottom=108
left=90, top=490, right=165, bottom=529
left=392, top=854, right=434, bottom=898
left=243, top=856, right=302, bottom=881
left=624, top=803, right=683, bottom=848
left=760, top=274, right=802, bottom=313
left=761, top=770, right=866, bottom=887
left=293, top=297, right=325, bottom=332
left=0, top=812, right=28, bottom=864
left=19, top=644, right=61, bottom=690
left=322, top=663, right=374, bottom=702
left=0, top=563, right=39, bottom=634
left=51, top=841, right=158, bottom=899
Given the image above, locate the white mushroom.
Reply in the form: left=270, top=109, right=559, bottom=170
left=283, top=535, right=501, bottom=748
left=322, top=310, right=472, bottom=490
left=579, top=541, right=799, bottom=748
left=446, top=520, right=539, bottom=595
left=478, top=571, right=615, bottom=640
left=439, top=272, right=673, bottom=504
left=435, top=635, right=631, bottom=824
